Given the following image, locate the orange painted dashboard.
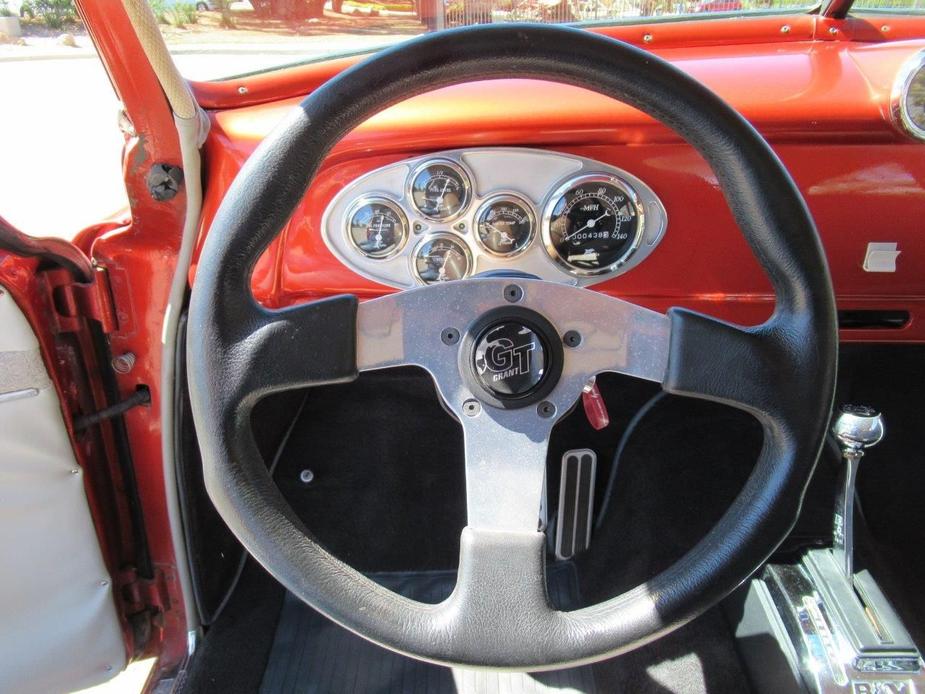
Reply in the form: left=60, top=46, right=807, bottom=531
left=194, top=28, right=925, bottom=343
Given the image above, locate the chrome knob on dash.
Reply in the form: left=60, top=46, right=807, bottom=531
left=831, top=405, right=884, bottom=581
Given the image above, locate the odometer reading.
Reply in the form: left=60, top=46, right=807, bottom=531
left=347, top=199, right=408, bottom=259
left=545, top=176, right=642, bottom=275
left=475, top=195, right=535, bottom=257
left=409, top=160, right=470, bottom=221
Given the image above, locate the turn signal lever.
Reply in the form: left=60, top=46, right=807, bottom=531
left=831, top=404, right=884, bottom=581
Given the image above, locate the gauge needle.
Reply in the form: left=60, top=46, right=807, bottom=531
left=372, top=217, right=385, bottom=248
left=435, top=179, right=451, bottom=208
left=563, top=210, right=610, bottom=242
left=486, top=222, right=515, bottom=245
left=437, top=251, right=450, bottom=281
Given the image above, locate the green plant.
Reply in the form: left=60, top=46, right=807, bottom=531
left=0, top=1, right=13, bottom=18
left=32, top=0, right=76, bottom=28
left=168, top=2, right=198, bottom=26
left=148, top=0, right=169, bottom=23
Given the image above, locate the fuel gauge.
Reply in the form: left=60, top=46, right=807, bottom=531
left=413, top=235, right=471, bottom=284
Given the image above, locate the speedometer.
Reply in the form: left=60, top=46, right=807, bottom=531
left=543, top=175, right=643, bottom=276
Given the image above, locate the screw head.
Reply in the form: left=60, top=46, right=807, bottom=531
left=828, top=26, right=838, bottom=35
left=463, top=399, right=481, bottom=417
left=563, top=330, right=582, bottom=348
left=111, top=352, right=136, bottom=374
left=781, top=24, right=791, bottom=33
left=537, top=401, right=556, bottom=419
left=441, top=327, right=460, bottom=345
left=299, top=469, right=314, bottom=484
left=643, top=33, right=653, bottom=43
left=237, top=85, right=248, bottom=94
left=503, top=284, right=523, bottom=303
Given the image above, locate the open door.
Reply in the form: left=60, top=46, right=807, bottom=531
left=0, top=220, right=129, bottom=693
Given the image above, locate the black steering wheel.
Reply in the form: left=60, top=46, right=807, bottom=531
left=188, top=24, right=837, bottom=669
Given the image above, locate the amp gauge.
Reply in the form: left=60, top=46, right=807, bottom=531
left=346, top=198, right=408, bottom=259
left=412, top=235, right=471, bottom=284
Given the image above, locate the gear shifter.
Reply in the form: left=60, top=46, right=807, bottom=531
left=831, top=404, right=884, bottom=580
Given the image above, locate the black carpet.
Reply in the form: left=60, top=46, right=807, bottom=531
left=260, top=563, right=597, bottom=694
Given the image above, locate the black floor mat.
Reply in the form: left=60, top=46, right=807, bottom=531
left=260, top=563, right=596, bottom=694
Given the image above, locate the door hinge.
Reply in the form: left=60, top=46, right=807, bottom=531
left=45, top=265, right=119, bottom=334
left=118, top=566, right=174, bottom=655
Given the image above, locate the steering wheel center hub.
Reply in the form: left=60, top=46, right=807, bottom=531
left=462, top=305, right=563, bottom=409
left=473, top=321, right=547, bottom=398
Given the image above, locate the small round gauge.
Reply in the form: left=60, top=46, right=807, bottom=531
left=413, top=235, right=472, bottom=284
left=895, top=51, right=925, bottom=140
left=409, top=160, right=470, bottom=221
left=346, top=198, right=408, bottom=259
left=475, top=195, right=535, bottom=257
left=543, top=175, right=643, bottom=276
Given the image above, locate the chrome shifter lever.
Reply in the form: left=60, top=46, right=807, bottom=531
left=831, top=404, right=884, bottom=581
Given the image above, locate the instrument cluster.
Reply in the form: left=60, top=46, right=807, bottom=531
left=322, top=148, right=668, bottom=288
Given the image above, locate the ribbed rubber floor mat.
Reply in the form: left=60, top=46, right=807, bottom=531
left=260, top=563, right=596, bottom=694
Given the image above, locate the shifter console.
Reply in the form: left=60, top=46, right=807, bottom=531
left=730, top=405, right=924, bottom=694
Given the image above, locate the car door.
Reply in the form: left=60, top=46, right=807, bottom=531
left=0, top=224, right=129, bottom=694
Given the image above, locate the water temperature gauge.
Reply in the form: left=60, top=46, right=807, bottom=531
left=475, top=194, right=535, bottom=257
left=412, top=235, right=472, bottom=284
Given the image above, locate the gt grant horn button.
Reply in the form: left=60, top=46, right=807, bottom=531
left=473, top=321, right=547, bottom=399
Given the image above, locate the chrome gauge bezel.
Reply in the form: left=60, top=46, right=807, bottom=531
left=410, top=232, right=474, bottom=285
left=344, top=195, right=410, bottom=260
left=407, top=158, right=473, bottom=222
left=541, top=173, right=646, bottom=278
left=892, top=49, right=925, bottom=142
left=473, top=193, right=537, bottom=258
left=321, top=147, right=668, bottom=289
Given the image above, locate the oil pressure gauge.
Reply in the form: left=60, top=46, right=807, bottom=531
left=347, top=198, right=408, bottom=259
left=409, top=160, right=471, bottom=221
left=413, top=235, right=471, bottom=284
left=543, top=174, right=644, bottom=276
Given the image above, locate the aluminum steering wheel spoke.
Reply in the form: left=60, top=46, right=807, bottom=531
left=357, top=277, right=671, bottom=535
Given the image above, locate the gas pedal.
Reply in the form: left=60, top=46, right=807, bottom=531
left=554, top=449, right=597, bottom=561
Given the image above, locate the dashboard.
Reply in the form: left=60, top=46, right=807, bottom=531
left=322, top=149, right=667, bottom=288
left=194, top=36, right=925, bottom=343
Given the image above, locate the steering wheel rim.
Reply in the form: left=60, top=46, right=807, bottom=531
left=187, top=24, right=837, bottom=669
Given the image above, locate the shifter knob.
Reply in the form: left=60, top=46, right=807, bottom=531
left=832, top=404, right=885, bottom=456
left=831, top=404, right=884, bottom=580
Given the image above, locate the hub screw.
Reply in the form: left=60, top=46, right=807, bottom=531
left=463, top=400, right=481, bottom=417
left=563, top=330, right=582, bottom=348
left=441, top=328, right=460, bottom=345
left=299, top=469, right=314, bottom=484
left=537, top=401, right=556, bottom=419
left=503, top=284, right=523, bottom=303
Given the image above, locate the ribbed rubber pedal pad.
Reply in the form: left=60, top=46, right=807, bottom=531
left=555, top=449, right=597, bottom=561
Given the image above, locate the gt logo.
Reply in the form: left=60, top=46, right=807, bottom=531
left=481, top=337, right=535, bottom=380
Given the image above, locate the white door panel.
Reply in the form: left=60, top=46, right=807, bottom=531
left=0, top=286, right=126, bottom=694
